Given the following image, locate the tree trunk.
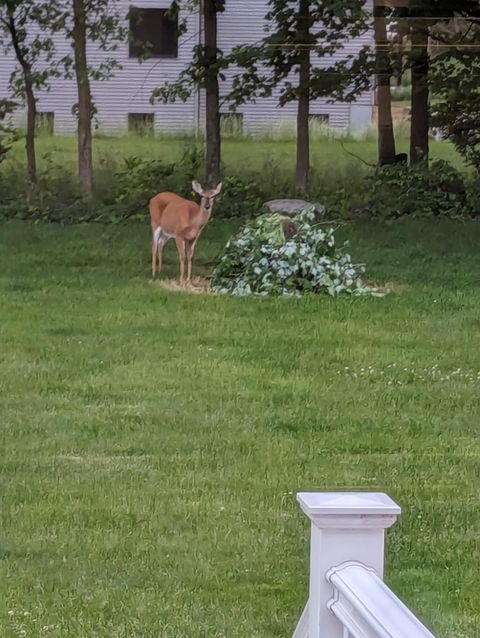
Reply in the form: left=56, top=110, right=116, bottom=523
left=374, top=4, right=396, bottom=166
left=73, top=0, right=94, bottom=196
left=7, top=14, right=37, bottom=184
left=295, top=0, right=310, bottom=191
left=204, top=0, right=221, bottom=185
left=24, top=71, right=37, bottom=184
left=296, top=83, right=310, bottom=192
left=410, top=22, right=429, bottom=164
left=392, top=19, right=409, bottom=87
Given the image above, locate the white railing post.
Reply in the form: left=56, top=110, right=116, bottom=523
left=292, top=492, right=401, bottom=638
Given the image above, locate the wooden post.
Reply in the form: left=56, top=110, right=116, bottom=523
left=292, top=492, right=401, bottom=638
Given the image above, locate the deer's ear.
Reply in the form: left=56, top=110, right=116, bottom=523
left=192, top=181, right=203, bottom=195
left=213, top=182, right=222, bottom=196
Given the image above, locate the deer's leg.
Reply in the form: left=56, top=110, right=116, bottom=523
left=151, top=227, right=162, bottom=278
left=157, top=234, right=168, bottom=275
left=175, top=236, right=186, bottom=286
left=186, top=235, right=200, bottom=284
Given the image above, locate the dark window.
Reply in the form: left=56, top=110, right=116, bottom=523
left=129, top=7, right=178, bottom=59
left=36, top=111, right=54, bottom=135
left=128, top=113, right=154, bottom=136
left=309, top=114, right=330, bottom=125
left=220, top=112, right=244, bottom=137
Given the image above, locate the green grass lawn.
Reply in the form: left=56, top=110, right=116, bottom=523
left=7, top=133, right=467, bottom=182
left=1, top=219, right=479, bottom=638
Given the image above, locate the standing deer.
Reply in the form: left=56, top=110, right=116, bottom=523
left=149, top=181, right=222, bottom=285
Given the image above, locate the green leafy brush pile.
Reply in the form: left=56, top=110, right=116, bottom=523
left=212, top=208, right=386, bottom=297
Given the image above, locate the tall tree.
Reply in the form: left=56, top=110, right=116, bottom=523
left=203, top=0, right=221, bottom=183
left=407, top=0, right=480, bottom=165
left=72, top=0, right=93, bottom=195
left=295, top=0, right=311, bottom=190
left=151, top=0, right=227, bottom=184
left=430, top=17, right=480, bottom=173
left=43, top=0, right=125, bottom=196
left=409, top=9, right=429, bottom=164
left=229, top=0, right=372, bottom=191
left=374, top=1, right=396, bottom=165
left=390, top=15, right=409, bottom=87
left=0, top=0, right=59, bottom=185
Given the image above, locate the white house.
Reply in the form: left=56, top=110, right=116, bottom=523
left=0, top=0, right=374, bottom=136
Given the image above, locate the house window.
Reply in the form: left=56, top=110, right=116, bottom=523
left=36, top=111, right=54, bottom=135
left=309, top=114, right=330, bottom=125
left=128, top=113, right=154, bottom=135
left=129, top=7, right=178, bottom=59
left=220, top=113, right=244, bottom=137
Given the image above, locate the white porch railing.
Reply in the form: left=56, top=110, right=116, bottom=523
left=292, top=492, right=436, bottom=638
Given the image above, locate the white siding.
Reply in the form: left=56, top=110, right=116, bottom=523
left=215, top=0, right=374, bottom=134
left=0, top=0, right=374, bottom=136
left=1, top=0, right=199, bottom=134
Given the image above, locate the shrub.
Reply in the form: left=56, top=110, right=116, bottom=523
left=390, top=84, right=411, bottom=102
left=211, top=208, right=384, bottom=297
left=0, top=156, right=265, bottom=224
left=0, top=100, right=17, bottom=164
left=0, top=152, right=91, bottom=223
left=112, top=150, right=265, bottom=221
left=113, top=145, right=205, bottom=218
left=0, top=137, right=474, bottom=225
left=113, top=156, right=177, bottom=217
left=466, top=177, right=480, bottom=217
left=363, top=159, right=468, bottom=219
left=431, top=54, right=480, bottom=174
left=215, top=175, right=264, bottom=218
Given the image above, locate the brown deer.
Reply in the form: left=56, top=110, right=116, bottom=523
left=149, top=181, right=222, bottom=285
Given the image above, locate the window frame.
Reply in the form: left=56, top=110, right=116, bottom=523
left=128, top=6, right=179, bottom=60
left=35, top=111, right=55, bottom=135
left=128, top=112, right=155, bottom=136
left=220, top=112, right=244, bottom=137
left=309, top=113, right=330, bottom=125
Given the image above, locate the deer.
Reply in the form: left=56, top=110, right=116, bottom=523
left=149, top=181, right=222, bottom=285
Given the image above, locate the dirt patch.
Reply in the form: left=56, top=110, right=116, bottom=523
left=153, top=278, right=406, bottom=296
left=366, top=280, right=409, bottom=294
left=153, top=277, right=214, bottom=295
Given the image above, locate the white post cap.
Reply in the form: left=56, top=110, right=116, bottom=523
left=297, top=492, right=401, bottom=529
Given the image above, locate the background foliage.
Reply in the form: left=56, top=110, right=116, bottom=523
left=0, top=133, right=478, bottom=224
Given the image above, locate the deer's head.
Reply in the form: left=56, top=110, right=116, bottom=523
left=192, top=181, right=222, bottom=213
